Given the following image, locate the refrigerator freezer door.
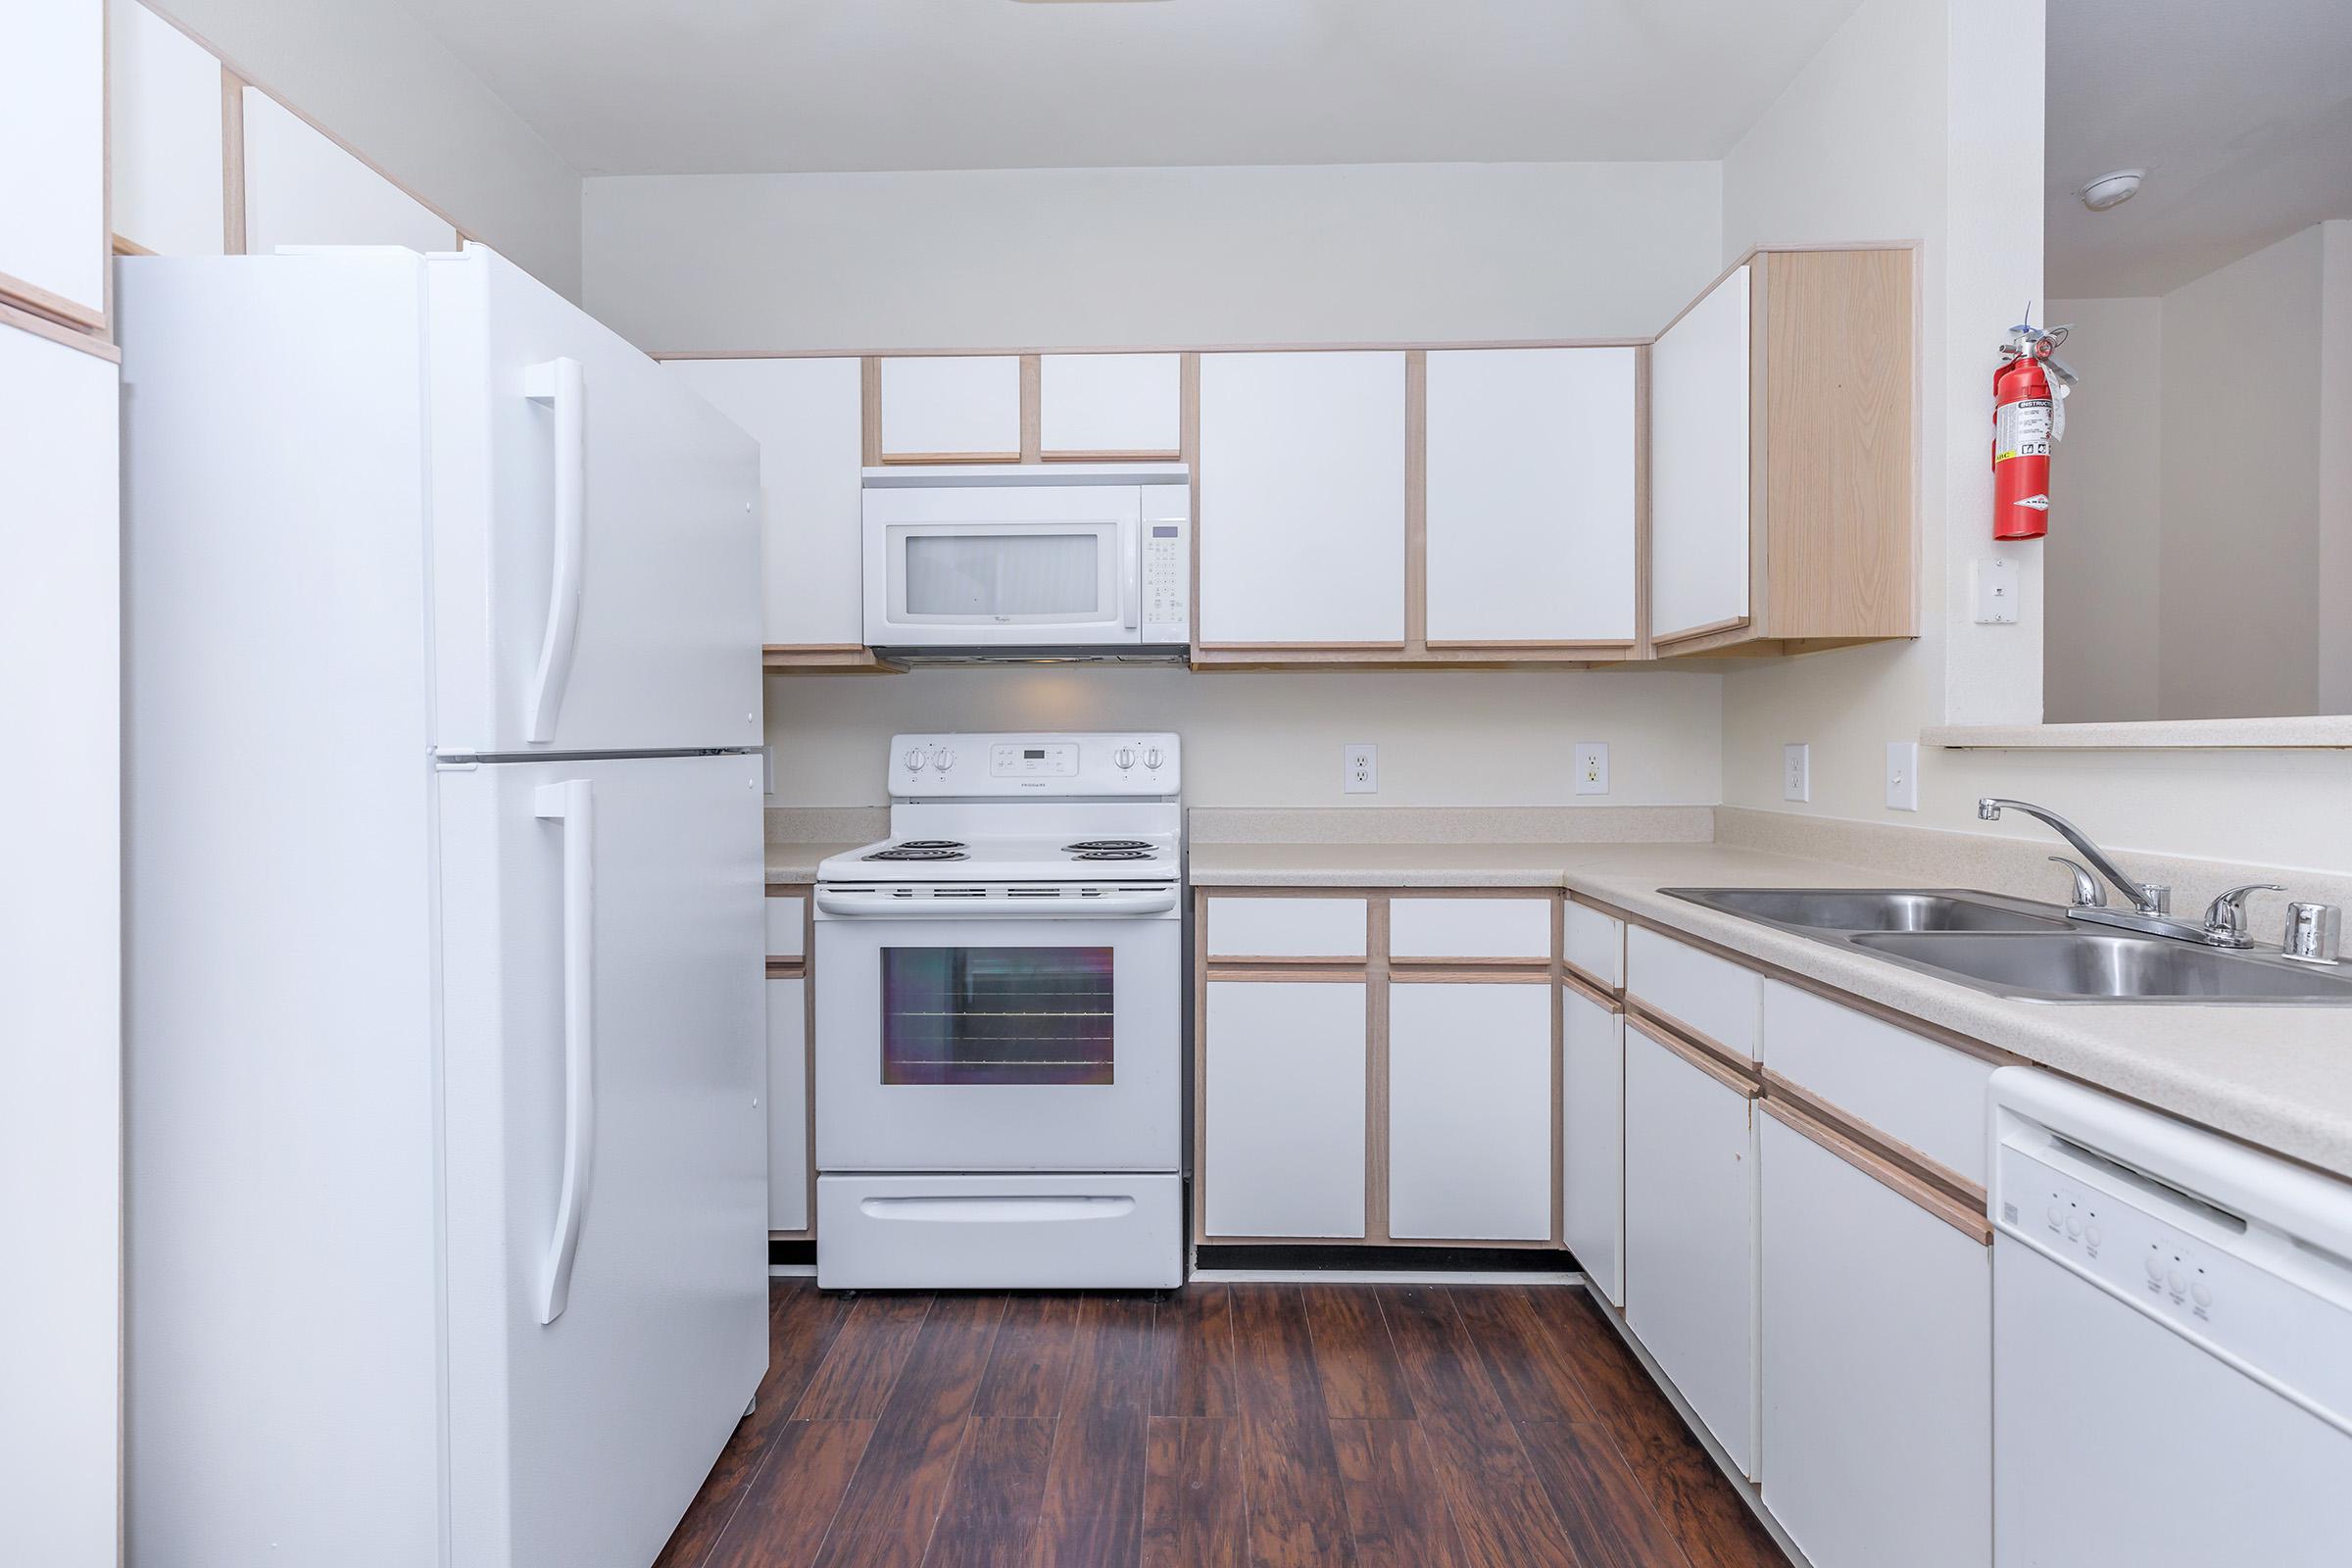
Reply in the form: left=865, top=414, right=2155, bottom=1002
left=427, top=246, right=762, bottom=756
left=437, top=752, right=766, bottom=1568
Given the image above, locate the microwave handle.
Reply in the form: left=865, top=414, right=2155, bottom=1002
left=1120, top=523, right=1139, bottom=630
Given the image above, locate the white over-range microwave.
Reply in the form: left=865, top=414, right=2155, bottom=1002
left=861, top=464, right=1191, bottom=654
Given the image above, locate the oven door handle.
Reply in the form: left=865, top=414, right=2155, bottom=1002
left=817, top=887, right=1178, bottom=918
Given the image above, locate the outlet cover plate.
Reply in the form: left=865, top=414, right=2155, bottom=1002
left=1574, top=741, right=1610, bottom=796
left=1885, top=740, right=1920, bottom=811
left=1974, top=558, right=2020, bottom=624
left=1783, top=743, right=1810, bottom=803
left=1345, top=743, right=1378, bottom=794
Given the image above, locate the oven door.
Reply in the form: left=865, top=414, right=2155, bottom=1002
left=862, top=483, right=1140, bottom=647
left=813, top=900, right=1180, bottom=1172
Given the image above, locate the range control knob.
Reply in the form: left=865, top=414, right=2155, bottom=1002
left=1115, top=747, right=1136, bottom=770
left=932, top=747, right=956, bottom=772
left=1144, top=747, right=1164, bottom=770
left=903, top=747, right=927, bottom=772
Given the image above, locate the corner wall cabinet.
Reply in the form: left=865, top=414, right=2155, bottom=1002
left=2, top=0, right=109, bottom=329
left=109, top=0, right=228, bottom=258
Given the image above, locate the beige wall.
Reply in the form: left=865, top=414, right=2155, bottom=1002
left=143, top=0, right=583, bottom=296
left=2042, top=295, right=2163, bottom=721
left=581, top=160, right=1723, bottom=352
left=2318, top=220, right=2352, bottom=712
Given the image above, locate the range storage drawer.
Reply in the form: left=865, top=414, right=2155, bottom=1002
left=1204, top=896, right=1369, bottom=960
left=1388, top=895, right=1552, bottom=962
left=816, top=1173, right=1183, bottom=1289
left=1625, top=925, right=1761, bottom=1059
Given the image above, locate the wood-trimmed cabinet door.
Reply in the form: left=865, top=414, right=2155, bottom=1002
left=1561, top=983, right=1625, bottom=1304
left=1760, top=1107, right=1991, bottom=1568
left=665, top=357, right=866, bottom=650
left=1387, top=978, right=1552, bottom=1241
left=876, top=355, right=1021, bottom=463
left=1196, top=351, right=1407, bottom=648
left=238, top=85, right=458, bottom=255
left=1423, top=347, right=1638, bottom=649
left=1201, top=978, right=1367, bottom=1239
left=1647, top=264, right=1752, bottom=644
left=0, top=0, right=108, bottom=326
left=765, top=975, right=809, bottom=1234
left=1039, top=352, right=1181, bottom=460
left=1624, top=1023, right=1760, bottom=1479
left=109, top=0, right=228, bottom=257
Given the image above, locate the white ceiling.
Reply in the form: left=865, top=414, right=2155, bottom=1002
left=2047, top=0, right=2352, bottom=297
left=398, top=0, right=1866, bottom=176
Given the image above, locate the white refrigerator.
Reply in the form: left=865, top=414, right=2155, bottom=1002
left=120, top=246, right=768, bottom=1567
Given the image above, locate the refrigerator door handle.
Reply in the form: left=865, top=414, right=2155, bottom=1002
left=534, top=777, right=597, bottom=1324
left=523, top=358, right=586, bottom=745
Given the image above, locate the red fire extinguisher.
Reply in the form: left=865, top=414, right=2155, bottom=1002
left=1991, top=317, right=2076, bottom=540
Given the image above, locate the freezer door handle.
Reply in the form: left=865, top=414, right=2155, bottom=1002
left=523, top=358, right=586, bottom=744
left=535, top=777, right=597, bottom=1324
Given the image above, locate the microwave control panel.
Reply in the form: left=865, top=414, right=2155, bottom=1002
left=1140, top=491, right=1191, bottom=643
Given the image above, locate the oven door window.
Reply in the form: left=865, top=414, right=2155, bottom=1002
left=901, top=530, right=1103, bottom=621
left=881, top=946, right=1114, bottom=1085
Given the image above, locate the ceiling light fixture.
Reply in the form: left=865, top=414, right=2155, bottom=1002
left=2077, top=169, right=2146, bottom=212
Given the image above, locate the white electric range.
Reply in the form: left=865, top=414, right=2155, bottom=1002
left=811, top=733, right=1185, bottom=1289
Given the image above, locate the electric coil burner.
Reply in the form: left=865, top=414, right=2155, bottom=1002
left=813, top=733, right=1185, bottom=1291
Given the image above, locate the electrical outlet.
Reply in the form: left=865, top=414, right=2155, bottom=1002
left=1344, top=743, right=1379, bottom=794
left=1973, top=558, right=2020, bottom=624
left=1574, top=742, right=1610, bottom=796
left=1783, top=743, right=1810, bottom=803
left=1885, top=741, right=1920, bottom=811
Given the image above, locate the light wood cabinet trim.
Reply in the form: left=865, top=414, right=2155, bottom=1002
left=1017, top=353, right=1042, bottom=463
left=1649, top=613, right=1752, bottom=649
left=1629, top=1017, right=1760, bottom=1100
left=220, top=65, right=246, bottom=254
left=656, top=336, right=1656, bottom=363
left=877, top=450, right=1023, bottom=466
left=763, top=645, right=905, bottom=674
left=1389, top=965, right=1552, bottom=983
left=1561, top=968, right=1621, bottom=1013
left=1761, top=1066, right=1984, bottom=1210
left=1763, top=1096, right=1990, bottom=1245
left=1404, top=350, right=1428, bottom=653
left=858, top=357, right=882, bottom=466
left=111, top=234, right=155, bottom=257
left=1200, top=962, right=1372, bottom=982
left=0, top=297, right=121, bottom=363
left=1365, top=896, right=1393, bottom=1244
left=1623, top=996, right=1755, bottom=1074
left=0, top=270, right=107, bottom=337
left=1040, top=448, right=1184, bottom=463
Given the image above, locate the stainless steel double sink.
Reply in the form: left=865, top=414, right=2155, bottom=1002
left=1663, top=887, right=2352, bottom=1004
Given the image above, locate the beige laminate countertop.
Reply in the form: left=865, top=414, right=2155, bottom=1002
left=765, top=843, right=865, bottom=886
left=1193, top=840, right=2352, bottom=1182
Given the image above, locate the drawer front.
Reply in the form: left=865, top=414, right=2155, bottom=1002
left=764, top=892, right=807, bottom=958
left=1761, top=981, right=1995, bottom=1188
left=816, top=1173, right=1183, bottom=1290
left=1625, top=926, right=1761, bottom=1059
left=1389, top=896, right=1553, bottom=961
left=1205, top=896, right=1369, bottom=961
left=1563, top=900, right=1625, bottom=989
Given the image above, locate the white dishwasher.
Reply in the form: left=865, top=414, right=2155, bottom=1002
left=1989, top=1068, right=2352, bottom=1567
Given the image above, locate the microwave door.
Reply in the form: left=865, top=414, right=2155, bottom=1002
left=863, top=485, right=1142, bottom=647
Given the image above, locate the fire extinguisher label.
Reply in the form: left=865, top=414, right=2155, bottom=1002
left=1995, top=399, right=2053, bottom=462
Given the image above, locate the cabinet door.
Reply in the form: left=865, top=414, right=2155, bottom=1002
left=110, top=0, right=227, bottom=256
left=877, top=355, right=1021, bottom=462
left=1197, top=351, right=1406, bottom=646
left=1562, top=986, right=1624, bottom=1305
left=1649, top=265, right=1751, bottom=641
left=1761, top=1111, right=1990, bottom=1568
left=240, top=86, right=457, bottom=256
left=0, top=0, right=107, bottom=322
left=1424, top=348, right=1637, bottom=645
left=1624, top=1024, right=1758, bottom=1477
left=1040, top=353, right=1181, bottom=459
left=666, top=358, right=865, bottom=648
left=766, top=976, right=809, bottom=1233
left=0, top=322, right=122, bottom=1562
left=1388, top=980, right=1551, bottom=1241
left=1202, top=980, right=1366, bottom=1238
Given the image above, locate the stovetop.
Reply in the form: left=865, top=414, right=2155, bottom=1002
left=819, top=833, right=1181, bottom=885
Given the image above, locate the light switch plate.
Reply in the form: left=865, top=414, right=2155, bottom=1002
left=1783, top=743, right=1810, bottom=803
left=1574, top=742, right=1610, bottom=796
left=1344, top=743, right=1378, bottom=794
left=1973, top=558, right=2020, bottom=624
left=1885, top=741, right=1920, bottom=811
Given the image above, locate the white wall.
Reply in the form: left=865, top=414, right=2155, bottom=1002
left=766, top=667, right=1722, bottom=809
left=145, top=0, right=582, bottom=295
left=2316, top=220, right=2352, bottom=713
left=2042, top=296, right=2162, bottom=721
left=583, top=161, right=1722, bottom=352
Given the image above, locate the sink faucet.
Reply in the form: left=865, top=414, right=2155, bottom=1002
left=1977, top=798, right=2169, bottom=913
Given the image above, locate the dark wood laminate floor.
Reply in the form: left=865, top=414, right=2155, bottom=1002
left=657, top=1281, right=1788, bottom=1568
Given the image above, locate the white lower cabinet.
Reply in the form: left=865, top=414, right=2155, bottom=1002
left=1624, top=1023, right=1759, bottom=1478
left=1202, top=979, right=1367, bottom=1238
left=765, top=975, right=809, bottom=1233
left=1760, top=1109, right=1990, bottom=1568
left=1561, top=984, right=1625, bottom=1304
left=1387, top=980, right=1551, bottom=1242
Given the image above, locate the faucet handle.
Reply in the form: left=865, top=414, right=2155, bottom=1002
left=2281, top=903, right=2342, bottom=965
left=2048, top=857, right=2106, bottom=908
left=2203, top=883, right=2284, bottom=946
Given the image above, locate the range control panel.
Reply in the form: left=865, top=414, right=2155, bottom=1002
left=892, top=732, right=1181, bottom=797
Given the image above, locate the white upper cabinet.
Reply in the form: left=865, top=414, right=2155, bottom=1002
left=239, top=86, right=457, bottom=257
left=110, top=0, right=226, bottom=257
left=667, top=357, right=865, bottom=648
left=0, top=0, right=108, bottom=324
left=1424, top=347, right=1638, bottom=645
left=877, top=356, right=1021, bottom=461
left=1648, top=264, right=1752, bottom=641
left=1039, top=353, right=1182, bottom=459
left=1197, top=351, right=1406, bottom=647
